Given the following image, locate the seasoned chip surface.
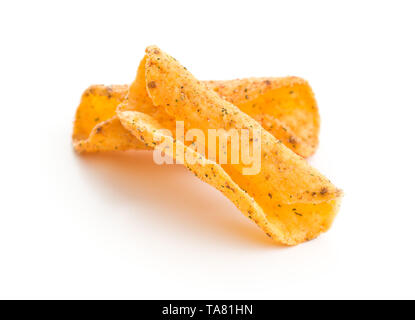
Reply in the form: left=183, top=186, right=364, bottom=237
left=73, top=77, right=320, bottom=157
left=115, top=46, right=342, bottom=245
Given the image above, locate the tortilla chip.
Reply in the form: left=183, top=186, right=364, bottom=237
left=116, top=46, right=342, bottom=245
left=72, top=85, right=149, bottom=152
left=208, top=77, right=319, bottom=157
left=73, top=76, right=319, bottom=157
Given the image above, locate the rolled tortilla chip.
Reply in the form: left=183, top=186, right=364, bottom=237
left=73, top=75, right=319, bottom=157
left=116, top=46, right=342, bottom=245
left=72, top=85, right=150, bottom=153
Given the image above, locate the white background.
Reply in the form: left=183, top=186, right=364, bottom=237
left=1, top=0, right=414, bottom=299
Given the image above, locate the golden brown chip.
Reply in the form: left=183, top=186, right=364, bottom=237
left=116, top=46, right=342, bottom=245
left=72, top=85, right=149, bottom=153
left=208, top=77, right=319, bottom=157
left=73, top=74, right=319, bottom=157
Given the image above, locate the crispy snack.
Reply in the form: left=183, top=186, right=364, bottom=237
left=207, top=77, right=319, bottom=157
left=72, top=85, right=149, bottom=152
left=73, top=76, right=319, bottom=157
left=116, top=46, right=342, bottom=245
